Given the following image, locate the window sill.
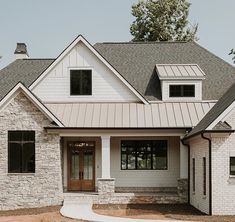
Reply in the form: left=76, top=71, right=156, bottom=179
left=7, top=173, right=35, bottom=176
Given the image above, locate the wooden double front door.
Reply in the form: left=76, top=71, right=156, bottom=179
left=67, top=141, right=95, bottom=191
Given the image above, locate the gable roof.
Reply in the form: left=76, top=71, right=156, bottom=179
left=0, top=59, right=54, bottom=100
left=0, top=39, right=235, bottom=102
left=184, top=82, right=235, bottom=139
left=94, top=41, right=235, bottom=101
left=29, top=35, right=148, bottom=104
left=0, top=82, right=64, bottom=127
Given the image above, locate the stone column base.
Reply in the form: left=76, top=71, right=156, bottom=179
left=97, top=178, right=115, bottom=195
left=177, top=178, right=188, bottom=203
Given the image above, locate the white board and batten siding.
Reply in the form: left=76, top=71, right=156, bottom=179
left=32, top=42, right=139, bottom=103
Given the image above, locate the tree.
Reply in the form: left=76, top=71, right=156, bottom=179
left=130, top=0, right=198, bottom=42
left=229, top=49, right=235, bottom=64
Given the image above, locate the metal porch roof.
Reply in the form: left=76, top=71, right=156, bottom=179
left=45, top=102, right=215, bottom=128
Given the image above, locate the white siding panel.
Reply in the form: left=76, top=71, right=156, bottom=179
left=33, top=42, right=139, bottom=103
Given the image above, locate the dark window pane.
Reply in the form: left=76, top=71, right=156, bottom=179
left=8, top=131, right=35, bottom=173
left=121, top=140, right=167, bottom=170
left=169, top=85, right=181, bottom=97
left=230, top=157, right=235, bottom=175
left=169, top=85, right=195, bottom=97
left=8, top=143, right=22, bottom=173
left=183, top=85, right=195, bottom=97
left=9, top=131, right=22, bottom=141
left=70, top=70, right=92, bottom=95
left=22, top=143, right=35, bottom=173
left=127, top=153, right=136, bottom=169
left=121, top=154, right=127, bottom=170
left=23, top=131, right=35, bottom=142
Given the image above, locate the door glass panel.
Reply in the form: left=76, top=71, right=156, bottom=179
left=71, top=149, right=80, bottom=180
left=84, top=150, right=93, bottom=180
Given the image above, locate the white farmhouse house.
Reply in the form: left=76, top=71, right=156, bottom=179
left=0, top=35, right=235, bottom=215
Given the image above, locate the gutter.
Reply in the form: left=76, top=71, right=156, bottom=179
left=201, top=133, right=212, bottom=216
left=181, top=139, right=190, bottom=205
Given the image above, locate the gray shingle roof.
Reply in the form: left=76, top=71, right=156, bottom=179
left=0, top=41, right=235, bottom=102
left=94, top=41, right=235, bottom=101
left=0, top=59, right=54, bottom=100
left=185, top=82, right=235, bottom=139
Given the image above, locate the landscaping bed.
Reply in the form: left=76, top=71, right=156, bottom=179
left=93, top=204, right=235, bottom=222
left=0, top=205, right=84, bottom=222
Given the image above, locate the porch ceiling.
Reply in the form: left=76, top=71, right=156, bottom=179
left=45, top=102, right=215, bottom=128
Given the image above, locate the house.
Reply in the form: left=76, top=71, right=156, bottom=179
left=0, top=35, right=235, bottom=215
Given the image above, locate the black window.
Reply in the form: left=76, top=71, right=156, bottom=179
left=70, top=70, right=92, bottom=96
left=230, top=157, right=235, bottom=176
left=192, top=158, right=195, bottom=192
left=203, top=157, right=206, bottom=195
left=121, top=140, right=167, bottom=170
left=8, top=131, right=35, bottom=173
left=169, top=85, right=195, bottom=97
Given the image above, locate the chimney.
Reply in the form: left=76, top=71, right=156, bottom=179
left=14, top=43, right=29, bottom=59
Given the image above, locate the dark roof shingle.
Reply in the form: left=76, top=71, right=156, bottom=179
left=94, top=41, right=235, bottom=101
left=0, top=59, right=54, bottom=100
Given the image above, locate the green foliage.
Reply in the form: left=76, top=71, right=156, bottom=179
left=229, top=49, right=235, bottom=64
left=130, top=0, right=198, bottom=41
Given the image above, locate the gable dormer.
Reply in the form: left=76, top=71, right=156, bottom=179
left=156, top=64, right=206, bottom=101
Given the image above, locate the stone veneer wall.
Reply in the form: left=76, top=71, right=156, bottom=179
left=0, top=92, right=63, bottom=210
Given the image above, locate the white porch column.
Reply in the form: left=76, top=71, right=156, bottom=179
left=98, top=136, right=115, bottom=195
left=101, top=135, right=111, bottom=178
left=180, top=137, right=188, bottom=179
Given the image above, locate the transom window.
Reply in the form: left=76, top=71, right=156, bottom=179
left=121, top=140, right=167, bottom=170
left=169, top=85, right=195, bottom=97
left=230, top=157, right=235, bottom=176
left=70, top=70, right=92, bottom=96
left=8, top=131, right=35, bottom=173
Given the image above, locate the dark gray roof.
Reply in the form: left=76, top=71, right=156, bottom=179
left=94, top=41, right=235, bottom=101
left=0, top=59, right=54, bottom=100
left=0, top=41, right=235, bottom=102
left=185, top=82, right=235, bottom=139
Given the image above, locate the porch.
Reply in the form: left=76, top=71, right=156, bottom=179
left=47, top=128, right=189, bottom=204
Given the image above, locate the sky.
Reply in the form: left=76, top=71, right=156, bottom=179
left=0, top=0, right=234, bottom=69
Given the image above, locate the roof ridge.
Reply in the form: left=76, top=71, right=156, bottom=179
left=95, top=41, right=190, bottom=45
left=22, top=58, right=55, bottom=60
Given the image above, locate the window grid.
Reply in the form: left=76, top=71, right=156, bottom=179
left=169, top=85, right=195, bottom=97
left=121, top=140, right=168, bottom=170
left=8, top=131, right=35, bottom=173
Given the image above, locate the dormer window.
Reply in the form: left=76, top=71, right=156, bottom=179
left=156, top=64, right=205, bottom=101
left=169, top=85, right=195, bottom=97
left=70, top=70, right=92, bottom=96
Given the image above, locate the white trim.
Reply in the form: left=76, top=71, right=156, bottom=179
left=29, top=35, right=148, bottom=104
left=0, top=83, right=64, bottom=127
left=207, top=100, right=235, bottom=130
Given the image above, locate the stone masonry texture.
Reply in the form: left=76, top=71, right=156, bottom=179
left=0, top=92, right=63, bottom=210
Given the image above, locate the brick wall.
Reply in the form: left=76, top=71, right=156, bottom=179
left=0, top=92, right=63, bottom=210
left=189, top=137, right=210, bottom=214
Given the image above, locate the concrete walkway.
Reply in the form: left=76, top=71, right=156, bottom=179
left=60, top=203, right=193, bottom=222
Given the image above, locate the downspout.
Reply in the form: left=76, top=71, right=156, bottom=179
left=201, top=133, right=212, bottom=216
left=181, top=139, right=190, bottom=205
